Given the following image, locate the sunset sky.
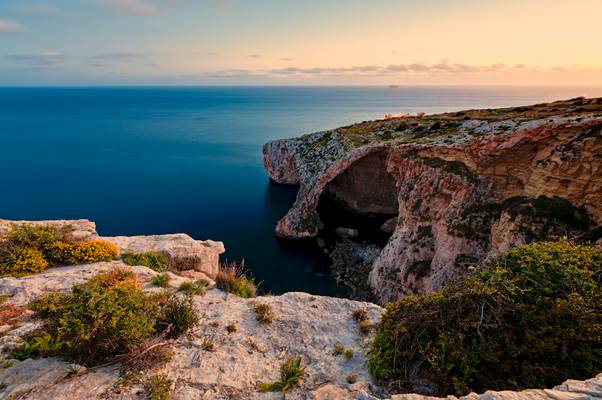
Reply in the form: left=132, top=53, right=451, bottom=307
left=1, top=0, right=601, bottom=85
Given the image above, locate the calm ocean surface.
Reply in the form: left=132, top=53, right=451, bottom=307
left=1, top=86, right=600, bottom=296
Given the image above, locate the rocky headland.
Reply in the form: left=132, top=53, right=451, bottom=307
left=263, top=97, right=602, bottom=302
left=0, top=98, right=599, bottom=400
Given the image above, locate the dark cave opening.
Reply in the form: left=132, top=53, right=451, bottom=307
left=315, top=151, right=399, bottom=300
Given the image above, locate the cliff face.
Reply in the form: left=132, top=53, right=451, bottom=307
left=0, top=219, right=599, bottom=400
left=263, top=97, right=602, bottom=302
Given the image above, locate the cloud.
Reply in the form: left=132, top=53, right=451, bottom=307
left=90, top=52, right=152, bottom=62
left=245, top=54, right=263, bottom=59
left=280, top=57, right=294, bottom=62
left=98, top=0, right=158, bottom=15
left=208, top=60, right=566, bottom=79
left=98, top=0, right=237, bottom=15
left=3, top=51, right=63, bottom=65
left=0, top=19, right=24, bottom=34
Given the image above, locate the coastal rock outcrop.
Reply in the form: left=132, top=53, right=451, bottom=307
left=263, top=97, right=602, bottom=301
left=0, top=253, right=598, bottom=399
left=0, top=219, right=225, bottom=278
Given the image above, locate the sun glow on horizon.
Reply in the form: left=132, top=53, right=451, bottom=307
left=0, top=0, right=601, bottom=85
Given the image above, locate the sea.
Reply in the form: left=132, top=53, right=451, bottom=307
left=1, top=85, right=600, bottom=296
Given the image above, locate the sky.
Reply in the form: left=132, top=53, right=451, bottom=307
left=0, top=0, right=601, bottom=86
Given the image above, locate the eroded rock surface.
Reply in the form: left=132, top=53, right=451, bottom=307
left=0, top=219, right=225, bottom=278
left=0, top=221, right=598, bottom=400
left=263, top=97, right=602, bottom=301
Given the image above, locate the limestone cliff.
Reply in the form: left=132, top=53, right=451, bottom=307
left=263, top=97, right=602, bottom=302
left=0, top=219, right=599, bottom=400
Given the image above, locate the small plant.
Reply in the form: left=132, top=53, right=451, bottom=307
left=201, top=338, right=214, bottom=352
left=346, top=373, right=357, bottom=384
left=226, top=324, right=237, bottom=334
left=344, top=348, right=354, bottom=359
left=157, top=295, right=199, bottom=338
left=358, top=320, right=372, bottom=335
left=352, top=309, right=368, bottom=322
left=152, top=273, right=171, bottom=288
left=215, top=260, right=256, bottom=298
left=332, top=343, right=353, bottom=359
left=247, top=338, right=266, bottom=353
left=122, top=252, right=169, bottom=273
left=254, top=303, right=274, bottom=324
left=178, top=280, right=207, bottom=296
left=48, top=240, right=119, bottom=265
left=259, top=357, right=306, bottom=399
left=144, top=374, right=172, bottom=400
left=10, top=340, right=37, bottom=360
left=332, top=343, right=344, bottom=356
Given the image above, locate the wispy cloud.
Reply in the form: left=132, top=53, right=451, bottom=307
left=209, top=61, right=547, bottom=79
left=98, top=0, right=158, bottom=15
left=245, top=54, right=263, bottom=59
left=3, top=51, right=63, bottom=65
left=90, top=52, right=152, bottom=62
left=0, top=19, right=24, bottom=34
left=98, top=0, right=237, bottom=15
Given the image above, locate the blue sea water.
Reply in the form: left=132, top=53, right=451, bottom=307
left=1, top=86, right=601, bottom=296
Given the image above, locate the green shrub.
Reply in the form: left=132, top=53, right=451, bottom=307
left=122, top=252, right=169, bottom=272
left=144, top=374, right=172, bottom=400
left=152, top=273, right=170, bottom=288
left=259, top=357, right=306, bottom=398
left=368, top=240, right=602, bottom=396
left=24, top=268, right=197, bottom=366
left=0, top=246, right=49, bottom=276
left=215, top=261, right=256, bottom=298
left=0, top=224, right=68, bottom=276
left=5, top=224, right=67, bottom=251
left=48, top=240, right=118, bottom=265
left=157, top=295, right=199, bottom=338
left=178, top=280, right=207, bottom=296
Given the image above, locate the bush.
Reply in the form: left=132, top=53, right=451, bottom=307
left=4, top=224, right=67, bottom=251
left=178, top=279, right=208, bottom=296
left=0, top=246, right=48, bottom=276
left=144, top=374, right=172, bottom=400
left=0, top=224, right=122, bottom=276
left=48, top=240, right=118, bottom=265
left=122, top=252, right=169, bottom=272
left=259, top=357, right=306, bottom=397
left=215, top=260, right=256, bottom=298
left=157, top=295, right=199, bottom=338
left=24, top=268, right=197, bottom=365
left=152, top=273, right=170, bottom=288
left=0, top=224, right=68, bottom=276
left=368, top=240, right=602, bottom=396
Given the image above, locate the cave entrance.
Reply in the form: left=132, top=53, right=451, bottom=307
left=316, top=151, right=399, bottom=247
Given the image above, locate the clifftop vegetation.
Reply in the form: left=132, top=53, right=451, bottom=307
left=369, top=240, right=602, bottom=396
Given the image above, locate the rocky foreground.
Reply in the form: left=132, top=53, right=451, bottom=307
left=263, top=97, right=602, bottom=302
left=0, top=220, right=599, bottom=400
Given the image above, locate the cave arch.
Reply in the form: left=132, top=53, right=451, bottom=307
left=317, top=150, right=399, bottom=244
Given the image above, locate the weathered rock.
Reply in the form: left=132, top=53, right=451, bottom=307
left=263, top=139, right=301, bottom=185
left=335, top=227, right=359, bottom=239
left=0, top=219, right=97, bottom=242
left=0, top=227, right=598, bottom=400
left=0, top=219, right=225, bottom=279
left=263, top=98, right=602, bottom=301
left=104, top=234, right=225, bottom=277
